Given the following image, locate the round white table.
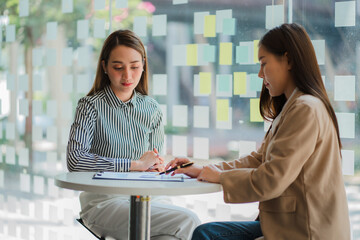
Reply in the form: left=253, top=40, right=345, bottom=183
left=55, top=172, right=222, bottom=240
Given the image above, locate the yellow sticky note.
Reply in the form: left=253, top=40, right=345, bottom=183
left=250, top=98, right=263, bottom=122
left=186, top=44, right=198, bottom=66
left=217, top=99, right=229, bottom=122
left=199, top=72, right=211, bottom=94
left=204, top=15, right=216, bottom=37
left=253, top=40, right=259, bottom=63
left=219, top=42, right=232, bottom=65
left=234, top=72, right=247, bottom=95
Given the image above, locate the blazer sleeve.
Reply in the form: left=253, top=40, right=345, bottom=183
left=67, top=98, right=131, bottom=172
left=220, top=101, right=319, bottom=203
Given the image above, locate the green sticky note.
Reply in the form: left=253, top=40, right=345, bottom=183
left=223, top=18, right=236, bottom=35
left=217, top=99, right=229, bottom=122
left=186, top=44, right=198, bottom=66
left=234, top=72, right=246, bottom=95
left=250, top=98, right=263, bottom=122
left=219, top=42, right=232, bottom=65
left=203, top=45, right=216, bottom=62
left=236, top=46, right=249, bottom=64
left=218, top=75, right=231, bottom=93
left=199, top=72, right=211, bottom=94
left=250, top=74, right=263, bottom=91
left=204, top=15, right=216, bottom=37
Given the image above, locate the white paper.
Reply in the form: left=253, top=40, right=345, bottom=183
left=194, top=12, right=209, bottom=34
left=216, top=9, right=232, bottom=33
left=18, top=147, right=29, bottom=167
left=193, top=137, right=209, bottom=159
left=152, top=15, right=167, bottom=36
left=335, top=1, right=356, bottom=27
left=19, top=0, right=29, bottom=17
left=172, top=44, right=187, bottom=66
left=47, top=100, right=57, bottom=118
left=342, top=150, right=354, bottom=175
left=94, top=172, right=184, bottom=181
left=6, top=122, right=15, bottom=140
left=77, top=19, right=89, bottom=39
left=239, top=141, right=256, bottom=157
left=172, top=105, right=188, bottom=127
left=46, top=48, right=56, bottom=66
left=336, top=112, right=355, bottom=138
left=20, top=173, right=31, bottom=192
left=62, top=0, right=73, bottom=13
left=172, top=135, right=187, bottom=157
left=193, top=105, right=209, bottom=128
left=152, top=74, right=167, bottom=95
left=62, top=47, right=73, bottom=66
left=46, top=22, right=57, bottom=40
left=19, top=98, right=29, bottom=116
left=334, top=75, right=355, bottom=101
left=6, top=145, right=15, bottom=165
left=94, top=18, right=106, bottom=38
left=266, top=5, right=284, bottom=29
left=6, top=24, right=15, bottom=42
left=133, top=16, right=147, bottom=37
left=311, top=40, right=325, bottom=65
left=62, top=74, right=73, bottom=93
left=19, top=74, right=29, bottom=91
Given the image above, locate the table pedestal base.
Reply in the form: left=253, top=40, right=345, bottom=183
left=129, top=195, right=151, bottom=240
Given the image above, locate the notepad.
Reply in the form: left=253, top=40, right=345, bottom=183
left=93, top=172, right=185, bottom=182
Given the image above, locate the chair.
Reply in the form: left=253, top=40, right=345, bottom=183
left=76, top=218, right=105, bottom=240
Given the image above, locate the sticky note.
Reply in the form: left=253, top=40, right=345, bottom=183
left=336, top=112, right=355, bottom=138
left=0, top=100, right=2, bottom=115
left=34, top=175, right=45, bottom=195
left=62, top=0, right=73, bottom=13
left=35, top=200, right=44, bottom=219
left=250, top=98, right=263, bottom=122
left=94, top=0, right=105, bottom=10
left=197, top=44, right=207, bottom=66
left=204, top=15, right=216, bottom=37
left=239, top=141, right=256, bottom=157
left=33, top=100, right=43, bottom=116
left=265, top=5, right=284, bottom=29
left=116, top=0, right=128, bottom=8
left=19, top=99, right=29, bottom=116
left=62, top=101, right=73, bottom=120
left=186, top=44, right=198, bottom=66
left=335, top=1, right=356, bottom=27
left=61, top=127, right=69, bottom=146
left=203, top=45, right=216, bottom=62
left=19, top=0, right=29, bottom=17
left=49, top=205, right=59, bottom=223
left=47, top=100, right=57, bottom=118
left=217, top=107, right=232, bottom=129
left=216, top=74, right=232, bottom=97
left=133, top=16, right=147, bottom=37
left=94, top=19, right=106, bottom=38
left=18, top=147, right=29, bottom=167
left=217, top=99, right=229, bottom=122
left=6, top=73, right=15, bottom=90
left=152, top=74, right=167, bottom=95
left=172, top=135, right=187, bottom=157
left=46, top=126, right=57, bottom=143
left=172, top=45, right=187, bottom=66
left=0, top=170, right=4, bottom=188
left=152, top=15, right=167, bottom=36
left=77, top=19, right=89, bottom=39
left=32, top=47, right=43, bottom=67
left=219, top=42, right=232, bottom=65
left=46, top=22, right=57, bottom=40
left=6, top=145, right=15, bottom=165
left=33, top=74, right=43, bottom=91
left=172, top=105, right=188, bottom=127
left=6, top=24, right=15, bottom=42
left=0, top=27, right=2, bottom=43
left=20, top=173, right=31, bottom=192
left=159, top=104, right=167, bottom=125
left=6, top=122, right=15, bottom=140
left=341, top=150, right=354, bottom=175
left=62, top=74, right=73, bottom=93
left=193, top=106, right=209, bottom=128
left=199, top=72, right=211, bottom=95
left=46, top=48, right=56, bottom=66
left=48, top=178, right=59, bottom=198
left=19, top=74, right=29, bottom=91
left=194, top=12, right=209, bottom=34
left=223, top=18, right=236, bottom=35
left=20, top=198, right=30, bottom=216
left=78, top=46, right=90, bottom=67
left=32, top=126, right=43, bottom=141
left=21, top=224, right=30, bottom=239
left=253, top=40, right=260, bottom=63
left=250, top=74, right=263, bottom=91
left=334, top=75, right=355, bottom=101
left=236, top=45, right=249, bottom=64
left=234, top=72, right=247, bottom=95
left=77, top=74, right=90, bottom=93
left=173, top=0, right=188, bottom=4
left=193, top=137, right=209, bottom=159
left=62, top=47, right=73, bottom=66
left=311, top=40, right=325, bottom=65
left=216, top=9, right=232, bottom=33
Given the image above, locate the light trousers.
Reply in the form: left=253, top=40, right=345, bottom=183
left=79, top=192, right=200, bottom=240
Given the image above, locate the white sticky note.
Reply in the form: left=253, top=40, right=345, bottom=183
left=152, top=14, right=167, bottom=36
left=342, top=150, right=354, bottom=175
left=335, top=1, right=356, bottom=27
left=77, top=19, right=89, bottom=39
left=20, top=199, right=30, bottom=216
left=18, top=74, right=29, bottom=91
left=94, top=19, right=106, bottom=38
left=216, top=9, right=232, bottom=33
left=6, top=122, right=15, bottom=140
left=6, top=73, right=15, bottom=90
left=6, top=24, right=15, bottom=42
left=172, top=105, right=188, bottom=127
left=46, top=48, right=56, bottom=66
left=193, top=137, right=209, bottom=159
left=0, top=27, right=2, bottom=43
left=311, top=40, right=325, bottom=65
left=159, top=104, right=167, bottom=126
left=116, top=0, right=128, bottom=8
left=34, top=175, right=45, bottom=195
left=46, top=126, right=57, bottom=143
left=62, top=47, right=73, bottom=66
left=47, top=100, right=57, bottom=118
left=20, top=173, right=31, bottom=192
left=266, top=5, right=284, bottom=29
left=61, top=101, right=73, bottom=120
left=94, top=0, right=105, bottom=10
left=7, top=195, right=17, bottom=213
left=20, top=224, right=29, bottom=239
left=77, top=74, right=91, bottom=93
left=19, top=147, right=29, bottom=167
left=34, top=226, right=44, bottom=240
left=172, top=135, right=187, bottom=157
left=33, top=100, right=43, bottom=116
left=172, top=45, right=187, bottom=66
left=239, top=141, right=256, bottom=158
left=336, top=112, right=355, bottom=138
left=0, top=99, right=1, bottom=116
left=48, top=178, right=59, bottom=198
left=77, top=46, right=90, bottom=67
left=35, top=200, right=44, bottom=219
left=173, top=0, right=188, bottom=4
left=194, top=12, right=210, bottom=34
left=334, top=75, right=355, bottom=101
left=193, top=106, right=210, bottom=128
left=19, top=99, right=29, bottom=116
left=46, top=22, right=57, bottom=40
left=32, top=126, right=43, bottom=141
left=152, top=74, right=167, bottom=95
left=62, top=0, right=73, bottom=13
left=216, top=107, right=232, bottom=129
left=19, top=0, right=29, bottom=17
left=33, top=73, right=43, bottom=91
left=32, top=47, right=43, bottom=67
left=61, top=127, right=69, bottom=145
left=6, top=145, right=15, bottom=165
left=49, top=204, right=59, bottom=223
left=133, top=16, right=147, bottom=37
left=0, top=170, right=4, bottom=188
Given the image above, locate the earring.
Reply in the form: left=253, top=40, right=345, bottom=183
left=105, top=71, right=107, bottom=74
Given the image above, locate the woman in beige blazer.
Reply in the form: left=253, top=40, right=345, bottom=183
left=166, top=23, right=351, bottom=240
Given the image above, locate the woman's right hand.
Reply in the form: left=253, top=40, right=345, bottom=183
left=165, top=157, right=202, bottom=178
left=130, top=151, right=162, bottom=171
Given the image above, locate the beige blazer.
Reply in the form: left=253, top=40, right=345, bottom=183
left=217, top=89, right=350, bottom=240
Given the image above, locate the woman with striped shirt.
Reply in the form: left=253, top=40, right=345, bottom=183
left=67, top=30, right=200, bottom=240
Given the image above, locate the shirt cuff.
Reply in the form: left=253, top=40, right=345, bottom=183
left=114, top=158, right=131, bottom=172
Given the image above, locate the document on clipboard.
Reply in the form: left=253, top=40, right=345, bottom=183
left=92, top=171, right=185, bottom=182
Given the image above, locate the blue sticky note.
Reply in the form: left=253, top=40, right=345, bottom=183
left=203, top=45, right=216, bottom=62
left=236, top=46, right=249, bottom=64
left=6, top=25, right=15, bottom=42
left=62, top=0, right=73, bottom=13
left=77, top=20, right=89, bottom=39
left=223, top=18, right=236, bottom=36
left=62, top=47, right=73, bottom=66
left=94, top=19, right=106, bottom=38
left=250, top=74, right=263, bottom=91
left=216, top=74, right=232, bottom=97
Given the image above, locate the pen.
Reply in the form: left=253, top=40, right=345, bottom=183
left=158, top=162, right=194, bottom=175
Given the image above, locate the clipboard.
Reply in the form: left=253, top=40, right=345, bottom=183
left=93, top=171, right=184, bottom=182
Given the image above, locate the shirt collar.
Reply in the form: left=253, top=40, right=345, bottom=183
left=104, top=85, right=138, bottom=109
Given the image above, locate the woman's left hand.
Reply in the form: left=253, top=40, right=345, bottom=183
left=197, top=164, right=222, bottom=183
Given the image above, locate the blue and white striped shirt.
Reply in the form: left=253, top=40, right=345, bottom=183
left=67, top=85, right=164, bottom=172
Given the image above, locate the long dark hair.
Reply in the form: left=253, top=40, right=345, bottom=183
left=259, top=23, right=342, bottom=149
left=88, top=29, right=148, bottom=96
